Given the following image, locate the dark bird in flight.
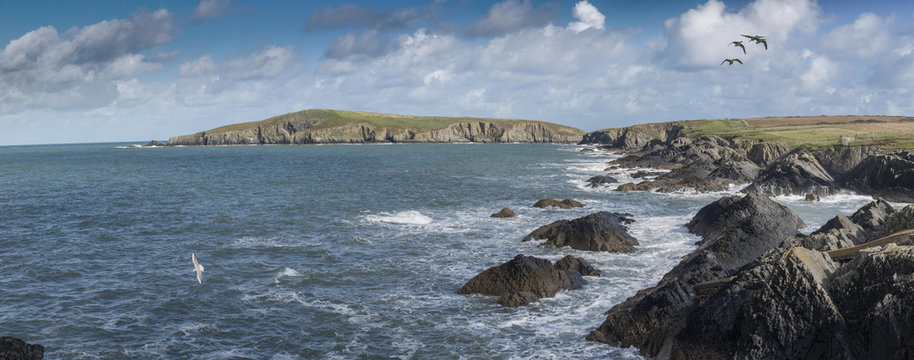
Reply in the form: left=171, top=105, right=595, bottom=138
left=721, top=58, right=743, bottom=66
left=730, top=40, right=746, bottom=54
left=741, top=34, right=767, bottom=50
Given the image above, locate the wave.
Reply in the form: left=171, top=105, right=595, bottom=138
left=364, top=211, right=433, bottom=225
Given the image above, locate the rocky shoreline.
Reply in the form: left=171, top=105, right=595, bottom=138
left=459, top=129, right=914, bottom=358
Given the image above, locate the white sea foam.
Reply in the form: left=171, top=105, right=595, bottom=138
left=271, top=267, right=303, bottom=284
left=364, top=210, right=433, bottom=225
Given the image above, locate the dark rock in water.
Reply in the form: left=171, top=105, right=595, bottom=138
left=805, top=192, right=820, bottom=201
left=0, top=337, right=44, bottom=360
left=839, top=152, right=914, bottom=203
left=144, top=140, right=167, bottom=147
left=531, top=198, right=585, bottom=209
left=458, top=254, right=586, bottom=307
left=585, top=175, right=618, bottom=188
left=744, top=150, right=837, bottom=196
left=490, top=208, right=517, bottom=218
left=631, top=170, right=665, bottom=179
left=588, top=193, right=804, bottom=356
left=523, top=212, right=638, bottom=252
left=615, top=182, right=652, bottom=192
left=579, top=148, right=596, bottom=152
left=554, top=255, right=602, bottom=276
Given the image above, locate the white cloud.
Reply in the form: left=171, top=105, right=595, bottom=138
left=568, top=1, right=605, bottom=33
left=190, top=0, right=236, bottom=24
left=470, top=0, right=555, bottom=37
left=823, top=12, right=891, bottom=58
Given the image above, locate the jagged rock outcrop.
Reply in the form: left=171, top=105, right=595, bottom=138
left=587, top=193, right=805, bottom=356
left=802, top=200, right=896, bottom=251
left=522, top=212, right=638, bottom=252
left=531, top=198, right=585, bottom=209
left=168, top=110, right=584, bottom=145
left=490, top=208, right=517, bottom=218
left=580, top=123, right=684, bottom=148
left=872, top=205, right=914, bottom=239
left=585, top=175, right=618, bottom=188
left=839, top=152, right=914, bottom=203
left=554, top=255, right=602, bottom=276
left=744, top=150, right=838, bottom=196
left=811, top=145, right=882, bottom=177
left=0, top=337, right=43, bottom=360
left=457, top=254, right=587, bottom=307
left=746, top=141, right=791, bottom=166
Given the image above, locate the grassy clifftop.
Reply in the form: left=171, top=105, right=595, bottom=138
left=593, top=116, right=914, bottom=149
left=169, top=109, right=585, bottom=145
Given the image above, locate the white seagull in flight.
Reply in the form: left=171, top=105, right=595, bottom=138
left=192, top=253, right=205, bottom=284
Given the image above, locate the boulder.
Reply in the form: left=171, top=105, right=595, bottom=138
left=805, top=193, right=820, bottom=201
left=522, top=212, right=638, bottom=252
left=744, top=150, right=838, bottom=196
left=490, top=208, right=517, bottom=218
left=631, top=170, right=665, bottom=179
left=588, top=193, right=805, bottom=356
left=531, top=198, right=585, bottom=209
left=0, top=337, right=43, bottom=360
left=615, top=182, right=652, bottom=192
left=839, top=152, right=914, bottom=203
left=458, top=254, right=586, bottom=307
left=144, top=140, right=167, bottom=147
left=585, top=175, right=618, bottom=188
left=554, top=255, right=602, bottom=276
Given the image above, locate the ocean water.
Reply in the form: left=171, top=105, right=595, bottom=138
left=0, top=143, right=878, bottom=359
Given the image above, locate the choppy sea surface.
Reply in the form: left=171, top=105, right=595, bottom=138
left=0, top=143, right=878, bottom=359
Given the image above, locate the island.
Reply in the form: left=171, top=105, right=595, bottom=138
left=166, top=109, right=585, bottom=145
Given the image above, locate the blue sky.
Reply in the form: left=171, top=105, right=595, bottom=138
left=1, top=0, right=914, bottom=145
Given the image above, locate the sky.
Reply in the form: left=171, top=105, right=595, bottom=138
left=2, top=0, right=914, bottom=145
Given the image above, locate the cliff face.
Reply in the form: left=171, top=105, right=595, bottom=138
left=168, top=113, right=583, bottom=145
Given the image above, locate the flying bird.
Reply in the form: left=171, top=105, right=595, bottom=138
left=741, top=34, right=767, bottom=50
left=721, top=58, right=743, bottom=66
left=192, top=253, right=205, bottom=284
left=730, top=41, right=746, bottom=54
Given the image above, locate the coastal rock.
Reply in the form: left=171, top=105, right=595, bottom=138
left=812, top=145, right=882, bottom=177
left=800, top=199, right=893, bottom=252
left=615, top=182, right=652, bottom=192
left=588, top=193, right=805, bottom=356
left=580, top=123, right=683, bottom=148
left=839, top=152, right=914, bottom=203
left=490, top=208, right=517, bottom=218
left=872, top=205, right=914, bottom=239
left=805, top=193, right=820, bottom=201
left=744, top=150, right=837, bottom=196
left=554, top=255, right=602, bottom=276
left=531, top=198, right=585, bottom=209
left=522, top=212, right=638, bottom=252
left=458, top=254, right=586, bottom=307
left=746, top=141, right=791, bottom=166
left=585, top=175, right=618, bottom=188
left=0, top=337, right=44, bottom=360
left=631, top=170, right=665, bottom=179
left=144, top=140, right=167, bottom=147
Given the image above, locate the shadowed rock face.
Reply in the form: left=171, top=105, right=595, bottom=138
left=0, top=337, right=44, bottom=360
left=457, top=254, right=588, bottom=307
left=490, top=208, right=517, bottom=218
left=585, top=175, right=618, bottom=188
left=839, top=152, right=914, bottom=203
left=801, top=200, right=895, bottom=251
left=554, top=255, right=602, bottom=276
left=744, top=150, right=837, bottom=196
left=587, top=193, right=805, bottom=356
left=522, top=212, right=638, bottom=252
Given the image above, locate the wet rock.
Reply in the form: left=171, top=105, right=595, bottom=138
left=0, top=337, right=44, bottom=360
left=554, top=255, right=602, bottom=276
left=458, top=254, right=586, bottom=307
left=839, top=152, right=914, bottom=203
left=523, top=212, right=638, bottom=252
left=631, top=170, right=665, bottom=179
left=531, top=198, right=585, bottom=209
left=588, top=193, right=805, bottom=356
left=585, top=175, right=618, bottom=188
left=490, top=208, right=517, bottom=218
left=805, top=193, right=820, bottom=201
left=744, top=150, right=838, bottom=196
left=144, top=140, right=167, bottom=147
left=615, top=182, right=652, bottom=192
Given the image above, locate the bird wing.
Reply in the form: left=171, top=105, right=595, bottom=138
left=761, top=39, right=767, bottom=49
left=738, top=44, right=746, bottom=54
left=734, top=59, right=743, bottom=64
left=192, top=253, right=199, bottom=267
left=196, top=270, right=203, bottom=284
left=741, top=34, right=752, bottom=39
left=721, top=59, right=727, bottom=65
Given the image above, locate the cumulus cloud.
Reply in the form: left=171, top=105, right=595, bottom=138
left=823, top=13, right=891, bottom=59
left=323, top=30, right=396, bottom=61
left=568, top=1, right=605, bottom=33
left=304, top=5, right=418, bottom=32
left=189, top=0, right=239, bottom=24
left=469, top=0, right=557, bottom=37
left=661, top=0, right=820, bottom=69
left=0, top=9, right=175, bottom=114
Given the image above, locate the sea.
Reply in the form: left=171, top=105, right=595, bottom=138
left=0, top=142, right=881, bottom=359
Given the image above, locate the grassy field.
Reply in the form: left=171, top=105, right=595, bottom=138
left=677, top=116, right=914, bottom=149
left=202, top=109, right=584, bottom=136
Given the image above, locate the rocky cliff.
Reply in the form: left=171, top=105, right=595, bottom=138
left=167, top=109, right=584, bottom=145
